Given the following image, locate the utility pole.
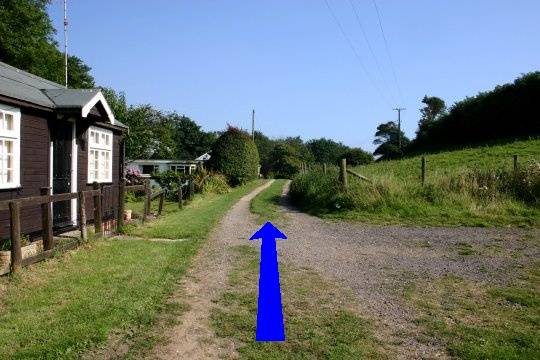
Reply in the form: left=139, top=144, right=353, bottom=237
left=251, top=109, right=255, bottom=141
left=64, top=0, right=68, bottom=88
left=393, top=107, right=405, bottom=150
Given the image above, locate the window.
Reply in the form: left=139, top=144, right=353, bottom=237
left=142, top=165, right=158, bottom=175
left=170, top=165, right=187, bottom=174
left=0, top=105, right=20, bottom=189
left=88, top=127, right=113, bottom=183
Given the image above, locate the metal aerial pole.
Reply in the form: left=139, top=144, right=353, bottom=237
left=251, top=109, right=255, bottom=141
left=64, top=0, right=68, bottom=88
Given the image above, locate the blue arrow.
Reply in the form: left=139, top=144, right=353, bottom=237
left=249, top=221, right=287, bottom=342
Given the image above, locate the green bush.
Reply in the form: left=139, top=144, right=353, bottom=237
left=200, top=172, right=231, bottom=194
left=270, top=143, right=303, bottom=179
left=209, top=126, right=260, bottom=185
left=341, top=148, right=374, bottom=166
left=153, top=170, right=193, bottom=200
left=193, top=167, right=231, bottom=194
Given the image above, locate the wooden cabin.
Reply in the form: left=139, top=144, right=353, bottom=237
left=0, top=61, right=128, bottom=242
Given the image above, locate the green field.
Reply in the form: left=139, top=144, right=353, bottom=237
left=0, top=180, right=265, bottom=359
left=290, top=139, right=540, bottom=227
left=354, top=139, right=540, bottom=181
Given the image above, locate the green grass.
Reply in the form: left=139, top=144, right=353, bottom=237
left=407, top=263, right=540, bottom=359
left=0, top=180, right=266, bottom=359
left=211, top=246, right=385, bottom=359
left=250, top=179, right=287, bottom=224
left=125, top=180, right=265, bottom=239
left=290, top=139, right=540, bottom=227
left=355, top=138, right=540, bottom=180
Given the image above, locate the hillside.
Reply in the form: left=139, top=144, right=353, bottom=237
left=355, top=139, right=540, bottom=182
left=290, top=139, right=540, bottom=227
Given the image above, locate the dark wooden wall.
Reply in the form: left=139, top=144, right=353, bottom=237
left=0, top=105, right=125, bottom=242
left=0, top=108, right=51, bottom=239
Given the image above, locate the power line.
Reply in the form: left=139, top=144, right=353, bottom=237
left=372, top=0, right=403, bottom=103
left=322, top=0, right=392, bottom=107
left=347, top=0, right=397, bottom=105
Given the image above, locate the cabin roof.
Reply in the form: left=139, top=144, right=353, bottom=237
left=0, top=61, right=126, bottom=129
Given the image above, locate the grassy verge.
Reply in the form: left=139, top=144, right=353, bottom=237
left=0, top=180, right=265, bottom=359
left=405, top=263, right=540, bottom=359
left=290, top=140, right=539, bottom=227
left=124, top=180, right=265, bottom=239
left=250, top=179, right=287, bottom=224
left=211, top=245, right=385, bottom=359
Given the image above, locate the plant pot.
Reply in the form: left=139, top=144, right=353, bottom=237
left=125, top=209, right=133, bottom=221
left=0, top=240, right=43, bottom=275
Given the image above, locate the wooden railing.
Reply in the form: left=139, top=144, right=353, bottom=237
left=1, top=187, right=102, bottom=273
left=1, top=178, right=175, bottom=274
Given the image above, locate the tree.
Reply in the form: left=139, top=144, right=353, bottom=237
left=278, top=137, right=314, bottom=163
left=408, top=72, right=540, bottom=154
left=101, top=87, right=128, bottom=122
left=169, top=114, right=215, bottom=159
left=416, top=95, right=446, bottom=139
left=342, top=148, right=373, bottom=166
left=306, top=138, right=349, bottom=164
left=209, top=126, right=260, bottom=185
left=269, top=143, right=302, bottom=179
left=373, top=121, right=410, bottom=160
left=254, top=131, right=276, bottom=177
left=0, top=0, right=94, bottom=88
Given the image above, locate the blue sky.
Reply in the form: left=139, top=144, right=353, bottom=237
left=48, top=0, right=539, bottom=151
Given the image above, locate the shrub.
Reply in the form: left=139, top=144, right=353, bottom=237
left=201, top=173, right=231, bottom=194
left=126, top=167, right=144, bottom=186
left=270, top=143, right=303, bottom=179
left=153, top=170, right=193, bottom=200
left=341, top=148, right=374, bottom=166
left=209, top=126, right=260, bottom=185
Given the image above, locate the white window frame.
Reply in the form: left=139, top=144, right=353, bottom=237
left=0, top=104, right=21, bottom=189
left=87, top=126, right=113, bottom=183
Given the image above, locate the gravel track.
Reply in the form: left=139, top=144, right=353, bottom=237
left=277, top=181, right=539, bottom=359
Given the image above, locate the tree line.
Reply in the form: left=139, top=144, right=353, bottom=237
left=373, top=72, right=540, bottom=160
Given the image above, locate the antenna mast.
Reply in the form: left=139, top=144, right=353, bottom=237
left=64, top=0, right=68, bottom=88
left=251, top=109, right=255, bottom=141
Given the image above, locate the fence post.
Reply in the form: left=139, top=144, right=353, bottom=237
left=9, top=201, right=22, bottom=273
left=421, top=157, right=426, bottom=186
left=189, top=180, right=195, bottom=200
left=78, top=191, right=88, bottom=241
left=40, top=187, right=53, bottom=251
left=93, top=182, right=103, bottom=236
left=340, top=158, right=348, bottom=190
left=117, top=179, right=126, bottom=232
left=143, top=180, right=150, bottom=223
left=158, top=192, right=164, bottom=216
left=178, top=181, right=183, bottom=209
left=323, top=163, right=327, bottom=175
left=513, top=155, right=518, bottom=174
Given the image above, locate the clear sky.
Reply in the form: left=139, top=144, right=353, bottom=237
left=48, top=0, right=539, bottom=151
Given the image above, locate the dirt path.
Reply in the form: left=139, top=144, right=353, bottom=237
left=149, top=180, right=274, bottom=360
left=277, top=181, right=538, bottom=359
left=146, top=179, right=537, bottom=359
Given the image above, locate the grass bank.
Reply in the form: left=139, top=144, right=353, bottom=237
left=211, top=245, right=385, bottom=359
left=405, top=262, right=540, bottom=359
left=290, top=140, right=540, bottom=227
left=250, top=179, right=287, bottom=224
left=0, top=180, right=265, bottom=359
